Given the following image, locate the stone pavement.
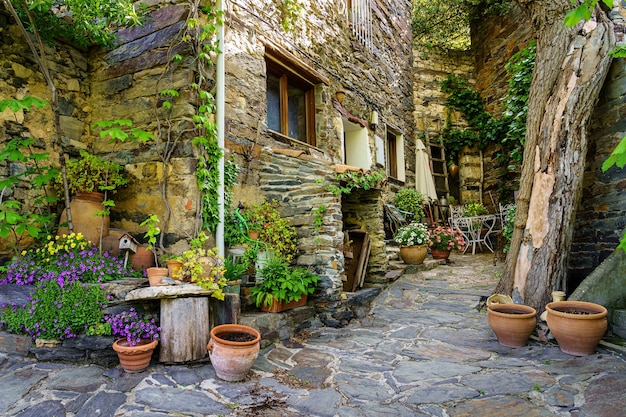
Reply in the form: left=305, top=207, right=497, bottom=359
left=2, top=253, right=626, bottom=417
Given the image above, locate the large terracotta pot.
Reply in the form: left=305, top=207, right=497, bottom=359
left=430, top=249, right=451, bottom=260
left=546, top=301, right=608, bottom=356
left=487, top=303, right=537, bottom=347
left=112, top=338, right=158, bottom=373
left=207, top=324, right=261, bottom=382
left=399, top=245, right=428, bottom=265
left=58, top=192, right=109, bottom=244
left=131, top=246, right=154, bottom=272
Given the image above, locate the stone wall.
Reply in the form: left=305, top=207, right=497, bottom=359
left=412, top=46, right=477, bottom=204
left=1, top=0, right=417, bottom=300
left=568, top=59, right=626, bottom=291
left=0, top=11, right=91, bottom=258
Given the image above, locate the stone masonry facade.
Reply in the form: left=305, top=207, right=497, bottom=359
left=0, top=0, right=416, bottom=301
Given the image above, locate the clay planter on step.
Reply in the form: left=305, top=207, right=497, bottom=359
left=546, top=301, right=607, bottom=356
left=430, top=249, right=451, bottom=260
left=399, top=245, right=427, bottom=265
left=207, top=324, right=261, bottom=382
left=487, top=303, right=537, bottom=347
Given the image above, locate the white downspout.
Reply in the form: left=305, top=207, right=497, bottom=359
left=216, top=0, right=225, bottom=257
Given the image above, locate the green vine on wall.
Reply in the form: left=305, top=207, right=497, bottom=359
left=280, top=0, right=302, bottom=32
left=186, top=2, right=239, bottom=236
left=439, top=40, right=535, bottom=201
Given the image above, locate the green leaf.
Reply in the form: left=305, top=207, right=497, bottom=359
left=601, top=137, right=626, bottom=172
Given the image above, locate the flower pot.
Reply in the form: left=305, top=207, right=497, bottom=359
left=248, top=230, right=260, bottom=240
left=261, top=294, right=308, bottom=313
left=448, top=164, right=459, bottom=179
left=399, top=245, right=428, bottom=265
left=131, top=246, right=154, bottom=272
left=112, top=338, right=158, bottom=373
left=430, top=249, right=451, bottom=260
left=166, top=259, right=183, bottom=280
left=546, top=301, right=608, bottom=356
left=146, top=267, right=168, bottom=286
left=487, top=303, right=537, bottom=347
left=57, top=192, right=109, bottom=245
left=207, top=324, right=261, bottom=382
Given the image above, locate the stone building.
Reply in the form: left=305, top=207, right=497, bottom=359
left=0, top=0, right=417, bottom=303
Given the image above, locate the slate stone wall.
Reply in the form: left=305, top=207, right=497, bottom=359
left=1, top=0, right=417, bottom=298
left=568, top=59, right=626, bottom=290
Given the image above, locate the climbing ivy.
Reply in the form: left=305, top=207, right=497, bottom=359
left=439, top=40, right=535, bottom=201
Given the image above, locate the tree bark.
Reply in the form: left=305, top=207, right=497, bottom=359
left=496, top=0, right=615, bottom=312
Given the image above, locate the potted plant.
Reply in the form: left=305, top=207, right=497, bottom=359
left=223, top=255, right=249, bottom=294
left=487, top=303, right=537, bottom=347
left=56, top=150, right=129, bottom=245
left=163, top=254, right=184, bottom=281
left=139, top=214, right=168, bottom=286
left=428, top=226, right=467, bottom=259
left=462, top=201, right=489, bottom=217
left=393, top=221, right=429, bottom=265
left=179, top=232, right=227, bottom=300
left=245, top=200, right=298, bottom=262
left=545, top=300, right=608, bottom=356
left=250, top=255, right=320, bottom=312
left=105, top=307, right=160, bottom=373
left=394, top=188, right=426, bottom=222
left=207, top=324, right=261, bottom=381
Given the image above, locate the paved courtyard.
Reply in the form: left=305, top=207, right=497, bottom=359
left=1, top=253, right=625, bottom=416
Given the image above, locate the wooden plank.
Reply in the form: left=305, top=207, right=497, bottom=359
left=343, top=231, right=364, bottom=292
left=159, top=297, right=210, bottom=363
left=353, top=233, right=371, bottom=291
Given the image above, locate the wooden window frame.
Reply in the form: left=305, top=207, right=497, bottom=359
left=265, top=41, right=329, bottom=147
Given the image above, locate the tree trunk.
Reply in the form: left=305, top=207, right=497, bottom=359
left=496, top=1, right=615, bottom=312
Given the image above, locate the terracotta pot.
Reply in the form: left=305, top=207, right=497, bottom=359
left=166, top=259, right=183, bottom=280
left=261, top=294, right=308, bottom=313
left=131, top=246, right=154, bottom=272
left=399, top=245, right=428, bottom=265
left=487, top=303, right=537, bottom=347
left=248, top=230, right=260, bottom=240
left=546, top=301, right=608, bottom=356
left=58, top=192, right=109, bottom=245
left=112, top=338, right=158, bottom=373
left=207, top=324, right=261, bottom=382
left=430, top=249, right=451, bottom=260
left=448, top=164, right=459, bottom=179
left=146, top=267, right=168, bottom=286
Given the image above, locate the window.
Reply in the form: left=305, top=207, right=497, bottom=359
left=266, top=70, right=315, bottom=145
left=386, top=128, right=405, bottom=181
left=348, top=0, right=373, bottom=51
left=265, top=42, right=328, bottom=147
left=342, top=118, right=371, bottom=170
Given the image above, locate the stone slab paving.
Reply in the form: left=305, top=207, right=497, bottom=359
left=1, top=253, right=626, bottom=416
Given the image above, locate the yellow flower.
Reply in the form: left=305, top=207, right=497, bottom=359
left=70, top=243, right=76, bottom=249
left=21, top=250, right=27, bottom=256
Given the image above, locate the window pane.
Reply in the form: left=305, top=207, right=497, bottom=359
left=287, top=84, right=306, bottom=142
left=267, top=73, right=281, bottom=132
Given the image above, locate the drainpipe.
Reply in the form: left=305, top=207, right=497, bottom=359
left=216, top=0, right=225, bottom=257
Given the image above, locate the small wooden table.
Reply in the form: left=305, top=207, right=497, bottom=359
left=125, top=284, right=214, bottom=363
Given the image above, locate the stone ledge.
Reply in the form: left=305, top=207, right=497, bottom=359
left=125, top=283, right=214, bottom=301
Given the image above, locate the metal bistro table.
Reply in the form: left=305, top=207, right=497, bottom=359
left=450, top=214, right=498, bottom=255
